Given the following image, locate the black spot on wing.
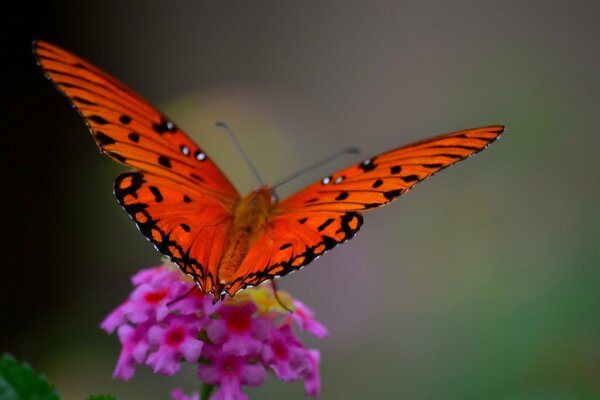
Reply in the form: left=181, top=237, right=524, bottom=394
left=401, top=175, right=419, bottom=183
left=390, top=165, right=402, bottom=174
left=158, top=156, right=172, bottom=168
left=372, top=179, right=384, bottom=188
left=148, top=186, right=163, bottom=203
left=95, top=131, right=116, bottom=145
left=384, top=189, right=404, bottom=201
left=279, top=243, right=292, bottom=250
left=110, top=152, right=127, bottom=163
left=128, top=132, right=140, bottom=142
left=317, top=218, right=335, bottom=232
left=359, top=158, right=377, bottom=172
left=335, top=192, right=349, bottom=201
left=89, top=115, right=108, bottom=125
left=180, top=223, right=191, bottom=232
left=183, top=195, right=192, bottom=203
left=298, top=218, right=307, bottom=224
left=119, top=114, right=132, bottom=124
left=153, top=118, right=176, bottom=134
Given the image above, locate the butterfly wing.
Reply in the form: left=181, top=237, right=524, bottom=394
left=114, top=171, right=232, bottom=293
left=34, top=40, right=239, bottom=203
left=35, top=40, right=240, bottom=292
left=224, top=126, right=504, bottom=295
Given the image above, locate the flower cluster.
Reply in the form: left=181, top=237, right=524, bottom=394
left=101, top=264, right=328, bottom=399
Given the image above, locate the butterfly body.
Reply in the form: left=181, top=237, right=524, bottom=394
left=219, top=187, right=277, bottom=288
left=35, top=40, right=504, bottom=301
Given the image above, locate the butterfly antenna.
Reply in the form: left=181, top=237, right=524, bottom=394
left=215, top=121, right=264, bottom=186
left=272, top=147, right=360, bottom=189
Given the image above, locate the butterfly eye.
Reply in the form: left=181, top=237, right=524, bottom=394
left=270, top=192, right=279, bottom=205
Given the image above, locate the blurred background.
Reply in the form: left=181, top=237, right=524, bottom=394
left=3, top=1, right=600, bottom=399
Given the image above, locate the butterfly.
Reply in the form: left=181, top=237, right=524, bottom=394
left=35, top=40, right=504, bottom=301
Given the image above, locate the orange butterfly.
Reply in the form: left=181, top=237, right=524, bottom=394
left=35, top=41, right=504, bottom=301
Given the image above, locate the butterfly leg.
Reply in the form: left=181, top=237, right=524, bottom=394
left=271, top=280, right=293, bottom=313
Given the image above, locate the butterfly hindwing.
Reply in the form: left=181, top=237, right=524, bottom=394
left=114, top=171, right=232, bottom=293
left=223, top=211, right=363, bottom=295
left=279, top=126, right=504, bottom=212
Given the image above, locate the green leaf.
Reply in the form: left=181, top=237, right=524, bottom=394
left=0, top=353, right=61, bottom=400
left=85, top=395, right=116, bottom=400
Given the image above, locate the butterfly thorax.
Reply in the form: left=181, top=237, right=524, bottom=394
left=218, top=187, right=277, bottom=286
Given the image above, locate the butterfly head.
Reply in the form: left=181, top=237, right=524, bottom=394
left=247, top=186, right=278, bottom=208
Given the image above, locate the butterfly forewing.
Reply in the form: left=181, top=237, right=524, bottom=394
left=222, top=126, right=504, bottom=294
left=34, top=40, right=240, bottom=203
left=279, top=126, right=504, bottom=212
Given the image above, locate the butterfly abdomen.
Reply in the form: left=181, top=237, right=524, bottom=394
left=218, top=187, right=276, bottom=285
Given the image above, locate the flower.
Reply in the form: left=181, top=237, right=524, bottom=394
left=146, top=314, right=204, bottom=375
left=198, top=345, right=266, bottom=400
left=102, top=265, right=327, bottom=398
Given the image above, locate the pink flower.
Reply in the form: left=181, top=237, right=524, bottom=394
left=102, top=265, right=326, bottom=398
left=205, top=302, right=269, bottom=357
left=288, top=300, right=330, bottom=339
left=263, top=325, right=313, bottom=382
left=304, top=350, right=321, bottom=398
left=113, top=321, right=152, bottom=380
left=198, top=345, right=266, bottom=400
left=146, top=315, right=204, bottom=375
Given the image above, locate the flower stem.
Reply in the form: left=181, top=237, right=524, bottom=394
left=201, top=383, right=216, bottom=400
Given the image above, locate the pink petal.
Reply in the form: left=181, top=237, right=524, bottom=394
left=170, top=389, right=200, bottom=400
left=304, top=350, right=321, bottom=398
left=221, top=335, right=262, bottom=357
left=239, top=363, right=266, bottom=387
left=100, top=306, right=126, bottom=333
left=291, top=301, right=329, bottom=339
left=212, top=381, right=248, bottom=400
left=131, top=266, right=162, bottom=285
left=113, top=355, right=135, bottom=380
left=180, top=337, right=204, bottom=363
left=146, top=347, right=181, bottom=375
